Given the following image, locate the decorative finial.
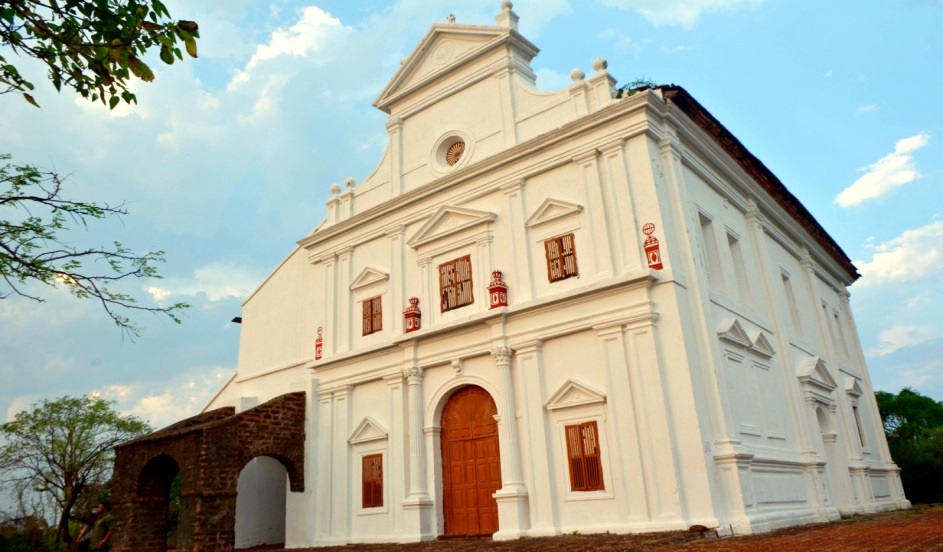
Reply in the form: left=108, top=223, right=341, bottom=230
left=344, top=177, right=356, bottom=188
left=446, top=13, right=455, bottom=24
left=501, top=0, right=513, bottom=9
left=330, top=183, right=341, bottom=195
left=570, top=68, right=586, bottom=82
left=592, top=58, right=608, bottom=72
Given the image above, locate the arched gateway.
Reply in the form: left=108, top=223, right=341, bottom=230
left=111, top=392, right=305, bottom=552
left=440, top=386, right=502, bottom=537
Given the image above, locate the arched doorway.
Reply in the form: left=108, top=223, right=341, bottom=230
left=235, top=456, right=288, bottom=549
left=137, top=454, right=180, bottom=552
left=441, top=386, right=501, bottom=537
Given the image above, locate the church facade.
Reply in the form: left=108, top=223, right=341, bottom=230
left=113, top=4, right=908, bottom=550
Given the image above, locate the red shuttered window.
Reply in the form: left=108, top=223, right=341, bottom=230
left=362, top=454, right=383, bottom=508
left=362, top=296, right=382, bottom=336
left=439, top=255, right=474, bottom=312
left=564, top=421, right=605, bottom=492
left=545, top=233, right=579, bottom=282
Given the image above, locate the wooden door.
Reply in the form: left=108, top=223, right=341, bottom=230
left=441, top=386, right=501, bottom=536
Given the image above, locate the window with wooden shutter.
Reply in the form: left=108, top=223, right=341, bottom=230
left=362, top=296, right=382, bottom=336
left=439, top=255, right=474, bottom=312
left=564, top=421, right=604, bottom=492
left=545, top=233, right=579, bottom=282
left=362, top=454, right=383, bottom=508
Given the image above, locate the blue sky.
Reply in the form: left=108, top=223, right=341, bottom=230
left=1, top=0, right=941, bottom=433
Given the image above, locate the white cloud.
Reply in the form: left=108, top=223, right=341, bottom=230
left=597, top=0, right=763, bottom=29
left=229, top=6, right=349, bottom=89
left=855, top=104, right=879, bottom=115
left=148, top=287, right=173, bottom=303
left=5, top=395, right=39, bottom=423
left=835, top=131, right=930, bottom=207
left=598, top=28, right=652, bottom=58
left=97, top=366, right=233, bottom=429
left=866, top=326, right=939, bottom=357
left=854, top=220, right=943, bottom=285
left=158, top=262, right=268, bottom=302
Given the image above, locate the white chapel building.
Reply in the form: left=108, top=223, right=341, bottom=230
left=202, top=3, right=909, bottom=547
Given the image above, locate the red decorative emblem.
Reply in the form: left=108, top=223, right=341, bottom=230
left=642, top=223, right=664, bottom=270
left=404, top=297, right=422, bottom=333
left=315, top=326, right=323, bottom=360
left=488, top=269, right=508, bottom=309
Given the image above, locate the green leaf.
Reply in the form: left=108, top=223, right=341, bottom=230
left=23, top=93, right=40, bottom=108
left=128, top=57, right=155, bottom=82
left=159, top=44, right=174, bottom=65
left=184, top=37, right=197, bottom=59
left=109, top=95, right=120, bottom=110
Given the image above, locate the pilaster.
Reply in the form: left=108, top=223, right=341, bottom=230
left=501, top=179, right=534, bottom=301
left=598, top=139, right=644, bottom=274
left=386, top=117, right=404, bottom=195
left=491, top=345, right=530, bottom=540
left=401, top=361, right=434, bottom=540
left=573, top=149, right=614, bottom=278
left=330, top=386, right=352, bottom=540
left=514, top=340, right=559, bottom=536
left=593, top=322, right=646, bottom=523
left=386, top=225, right=407, bottom=334
left=337, top=247, right=354, bottom=353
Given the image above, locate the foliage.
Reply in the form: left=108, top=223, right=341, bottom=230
left=0, top=396, right=151, bottom=543
left=875, top=388, right=943, bottom=504
left=615, top=78, right=659, bottom=99
left=0, top=153, right=188, bottom=334
left=0, top=0, right=199, bottom=108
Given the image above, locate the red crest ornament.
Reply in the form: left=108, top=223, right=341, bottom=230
left=315, top=326, right=323, bottom=360
left=488, top=270, right=509, bottom=309
left=642, top=223, right=664, bottom=270
left=404, top=297, right=422, bottom=333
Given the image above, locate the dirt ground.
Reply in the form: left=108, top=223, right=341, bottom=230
left=254, top=504, right=943, bottom=551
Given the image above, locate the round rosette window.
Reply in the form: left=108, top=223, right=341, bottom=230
left=432, top=133, right=472, bottom=172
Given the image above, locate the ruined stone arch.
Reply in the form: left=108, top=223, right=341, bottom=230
left=111, top=392, right=306, bottom=552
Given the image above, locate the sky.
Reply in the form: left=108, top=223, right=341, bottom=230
left=1, top=0, right=941, bottom=435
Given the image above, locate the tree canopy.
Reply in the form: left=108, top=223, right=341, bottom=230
left=0, top=396, right=151, bottom=542
left=875, top=387, right=943, bottom=504
left=0, top=155, right=188, bottom=332
left=1, top=0, right=199, bottom=108
left=1, top=0, right=198, bottom=332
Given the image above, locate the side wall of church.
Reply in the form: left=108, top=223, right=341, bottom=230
left=662, top=110, right=909, bottom=533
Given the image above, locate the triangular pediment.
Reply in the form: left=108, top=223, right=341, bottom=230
left=526, top=198, right=583, bottom=228
left=845, top=377, right=864, bottom=398
left=544, top=380, right=606, bottom=411
left=718, top=319, right=752, bottom=349
left=407, top=205, right=496, bottom=249
left=748, top=331, right=776, bottom=359
left=373, top=24, right=537, bottom=113
left=348, top=416, right=388, bottom=444
left=350, top=266, right=390, bottom=291
left=797, top=356, right=837, bottom=392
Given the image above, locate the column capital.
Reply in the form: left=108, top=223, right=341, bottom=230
left=598, top=137, right=626, bottom=156
left=572, top=149, right=600, bottom=165
left=402, top=363, right=423, bottom=385
left=491, top=346, right=513, bottom=364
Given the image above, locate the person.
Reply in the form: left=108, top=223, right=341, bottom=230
left=88, top=501, right=115, bottom=552
left=75, top=511, right=94, bottom=552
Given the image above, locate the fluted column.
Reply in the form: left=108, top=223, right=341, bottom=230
left=403, top=363, right=427, bottom=500
left=401, top=363, right=433, bottom=541
left=491, top=346, right=530, bottom=540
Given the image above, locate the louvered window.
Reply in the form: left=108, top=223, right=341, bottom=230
left=362, top=296, right=382, bottom=336
left=439, top=255, right=474, bottom=312
left=564, top=421, right=605, bottom=492
left=362, top=454, right=383, bottom=508
left=545, top=233, right=579, bottom=282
